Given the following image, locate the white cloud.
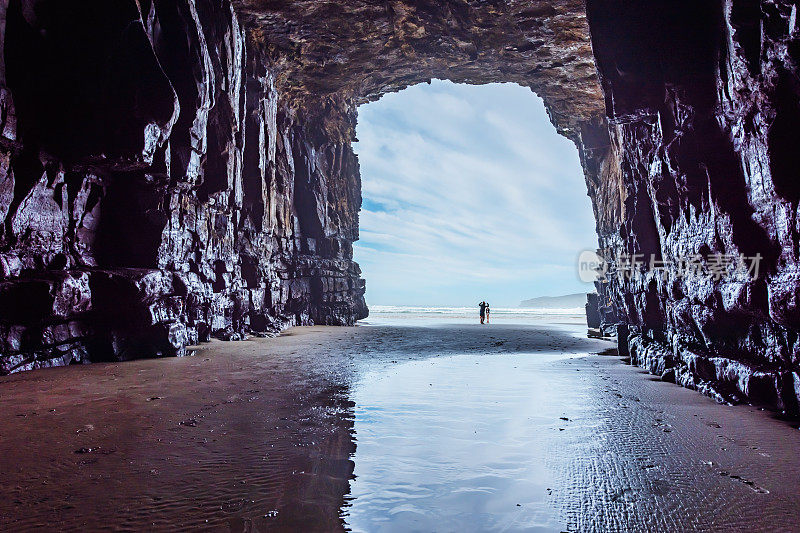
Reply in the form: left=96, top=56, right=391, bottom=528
left=353, top=81, right=597, bottom=307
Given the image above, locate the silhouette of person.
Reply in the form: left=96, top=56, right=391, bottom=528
left=485, top=303, right=490, bottom=323
left=479, top=301, right=487, bottom=324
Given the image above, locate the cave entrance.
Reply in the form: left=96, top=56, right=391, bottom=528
left=352, top=80, right=597, bottom=309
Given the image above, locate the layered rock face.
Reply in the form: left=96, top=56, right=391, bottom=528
left=0, top=0, right=602, bottom=373
left=2, top=0, right=798, bottom=417
left=0, top=0, right=369, bottom=372
left=587, top=0, right=800, bottom=414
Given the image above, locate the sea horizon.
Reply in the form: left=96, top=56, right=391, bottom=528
left=360, top=304, right=587, bottom=326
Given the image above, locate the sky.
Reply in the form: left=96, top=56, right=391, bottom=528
left=352, top=80, right=597, bottom=308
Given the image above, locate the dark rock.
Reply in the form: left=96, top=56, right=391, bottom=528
left=586, top=293, right=601, bottom=329
left=0, top=0, right=598, bottom=373
left=0, top=0, right=797, bottom=417
left=584, top=0, right=800, bottom=414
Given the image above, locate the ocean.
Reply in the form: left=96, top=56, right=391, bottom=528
left=360, top=305, right=587, bottom=326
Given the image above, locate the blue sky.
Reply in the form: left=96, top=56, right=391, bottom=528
left=352, top=80, right=597, bottom=307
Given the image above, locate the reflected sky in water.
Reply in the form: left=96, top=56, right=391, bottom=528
left=344, top=350, right=586, bottom=532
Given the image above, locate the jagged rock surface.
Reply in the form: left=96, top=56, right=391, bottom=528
left=1, top=0, right=799, bottom=417
left=587, top=0, right=800, bottom=415
left=0, top=0, right=601, bottom=373
left=0, top=0, right=370, bottom=372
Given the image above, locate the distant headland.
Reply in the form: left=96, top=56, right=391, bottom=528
left=519, top=293, right=587, bottom=309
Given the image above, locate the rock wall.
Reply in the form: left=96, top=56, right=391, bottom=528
left=0, top=0, right=367, bottom=372
left=2, top=0, right=798, bottom=417
left=0, top=0, right=605, bottom=373
left=586, top=0, right=800, bottom=415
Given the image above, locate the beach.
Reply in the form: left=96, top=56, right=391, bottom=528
left=0, top=313, right=798, bottom=531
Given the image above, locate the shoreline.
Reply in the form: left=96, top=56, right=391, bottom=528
left=0, top=322, right=797, bottom=530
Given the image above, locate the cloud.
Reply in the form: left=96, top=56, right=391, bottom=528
left=353, top=80, right=598, bottom=307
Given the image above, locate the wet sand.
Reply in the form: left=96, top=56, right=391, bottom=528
left=0, top=322, right=798, bottom=531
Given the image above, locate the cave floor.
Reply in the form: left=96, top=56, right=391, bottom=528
left=0, top=322, right=798, bottom=532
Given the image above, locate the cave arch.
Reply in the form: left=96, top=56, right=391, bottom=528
left=0, top=0, right=614, bottom=373
left=1, top=0, right=799, bottom=418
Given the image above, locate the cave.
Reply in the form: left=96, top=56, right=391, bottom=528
left=0, top=0, right=799, bottom=418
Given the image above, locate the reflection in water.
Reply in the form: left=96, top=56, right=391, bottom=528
left=344, top=352, right=581, bottom=532
left=4, top=320, right=795, bottom=531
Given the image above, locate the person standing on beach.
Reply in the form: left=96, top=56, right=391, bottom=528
left=479, top=301, right=487, bottom=324
left=485, top=303, right=490, bottom=323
